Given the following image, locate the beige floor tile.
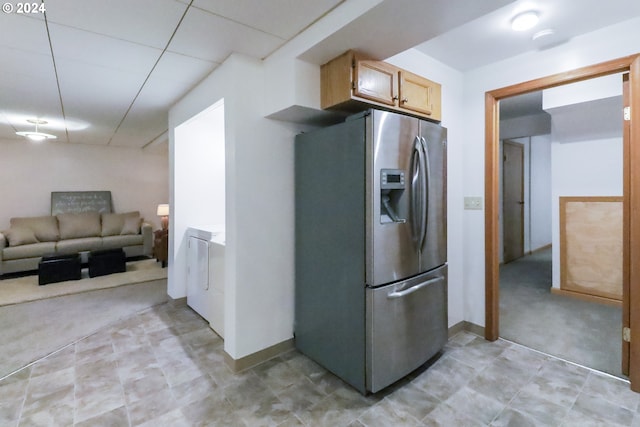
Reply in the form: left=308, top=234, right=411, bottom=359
left=4, top=302, right=640, bottom=427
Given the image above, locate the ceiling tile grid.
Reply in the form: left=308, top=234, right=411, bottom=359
left=2, top=0, right=639, bottom=149
left=166, top=7, right=285, bottom=62
left=43, top=0, right=188, bottom=49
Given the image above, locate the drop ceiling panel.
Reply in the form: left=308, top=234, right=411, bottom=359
left=108, top=52, right=218, bottom=148
left=55, top=60, right=146, bottom=144
left=167, top=7, right=284, bottom=62
left=139, top=51, right=218, bottom=106
left=109, top=107, right=168, bottom=149
left=68, top=126, right=123, bottom=145
left=0, top=45, right=55, bottom=79
left=48, top=23, right=163, bottom=74
left=0, top=74, right=62, bottom=120
left=44, top=0, right=188, bottom=49
left=0, top=14, right=49, bottom=53
left=0, top=49, right=62, bottom=135
left=56, top=60, right=145, bottom=111
left=190, top=0, right=344, bottom=39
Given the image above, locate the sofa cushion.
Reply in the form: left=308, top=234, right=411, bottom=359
left=10, top=216, right=59, bottom=242
left=4, top=226, right=38, bottom=247
left=57, top=212, right=101, bottom=240
left=55, top=237, right=103, bottom=255
left=102, top=234, right=143, bottom=250
left=101, top=211, right=141, bottom=236
left=2, top=242, right=57, bottom=260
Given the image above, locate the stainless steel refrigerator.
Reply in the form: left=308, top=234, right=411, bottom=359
left=295, top=108, right=447, bottom=394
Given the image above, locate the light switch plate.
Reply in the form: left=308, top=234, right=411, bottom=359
left=464, top=196, right=483, bottom=210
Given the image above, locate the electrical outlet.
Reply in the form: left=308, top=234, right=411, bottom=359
left=464, top=196, right=483, bottom=210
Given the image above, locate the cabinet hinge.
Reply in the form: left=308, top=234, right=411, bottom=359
left=623, top=327, right=631, bottom=343
left=351, top=81, right=356, bottom=90
left=624, top=106, right=630, bottom=121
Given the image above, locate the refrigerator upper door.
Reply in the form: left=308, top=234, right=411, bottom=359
left=419, top=121, right=447, bottom=272
left=367, top=110, right=421, bottom=286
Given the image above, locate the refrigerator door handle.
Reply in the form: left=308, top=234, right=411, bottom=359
left=420, top=137, right=431, bottom=250
left=387, top=276, right=444, bottom=299
left=410, top=136, right=424, bottom=246
left=417, top=138, right=428, bottom=251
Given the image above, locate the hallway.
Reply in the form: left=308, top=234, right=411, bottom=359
left=500, top=248, right=623, bottom=378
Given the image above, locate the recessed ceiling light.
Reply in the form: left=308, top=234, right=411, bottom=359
left=511, top=11, right=539, bottom=31
left=16, top=119, right=57, bottom=142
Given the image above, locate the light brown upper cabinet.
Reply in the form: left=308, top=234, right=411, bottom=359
left=321, top=50, right=442, bottom=122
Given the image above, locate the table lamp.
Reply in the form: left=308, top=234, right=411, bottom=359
left=157, top=204, right=169, bottom=230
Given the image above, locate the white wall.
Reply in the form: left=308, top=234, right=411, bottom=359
left=386, top=49, right=466, bottom=329
left=169, top=54, right=314, bottom=360
left=0, top=139, right=168, bottom=229
left=173, top=100, right=226, bottom=299
left=461, top=16, right=640, bottom=327
left=530, top=134, right=552, bottom=251
left=550, top=136, right=623, bottom=287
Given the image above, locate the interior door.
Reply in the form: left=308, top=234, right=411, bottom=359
left=503, top=140, right=524, bottom=263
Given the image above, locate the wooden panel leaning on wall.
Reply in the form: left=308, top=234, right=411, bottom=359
left=558, top=196, right=623, bottom=305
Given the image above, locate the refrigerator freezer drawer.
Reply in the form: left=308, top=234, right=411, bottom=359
left=366, top=265, right=447, bottom=393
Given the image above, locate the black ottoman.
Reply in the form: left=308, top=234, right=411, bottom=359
left=38, top=253, right=82, bottom=286
left=88, top=249, right=126, bottom=278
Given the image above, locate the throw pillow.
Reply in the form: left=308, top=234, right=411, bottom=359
left=101, top=211, right=141, bottom=236
left=57, top=212, right=101, bottom=239
left=121, top=212, right=141, bottom=235
left=10, top=216, right=60, bottom=242
left=4, top=226, right=38, bottom=246
left=101, top=213, right=124, bottom=236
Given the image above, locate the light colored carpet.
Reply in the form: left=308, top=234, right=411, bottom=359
left=0, top=259, right=166, bottom=306
left=0, top=260, right=169, bottom=379
left=500, top=248, right=622, bottom=378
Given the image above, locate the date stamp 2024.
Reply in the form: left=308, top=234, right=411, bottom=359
left=2, top=2, right=46, bottom=14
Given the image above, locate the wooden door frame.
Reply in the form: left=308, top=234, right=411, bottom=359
left=502, top=140, right=525, bottom=263
left=484, top=54, right=640, bottom=390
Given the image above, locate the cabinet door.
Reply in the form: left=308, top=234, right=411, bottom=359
left=354, top=59, right=397, bottom=106
left=398, top=69, right=440, bottom=118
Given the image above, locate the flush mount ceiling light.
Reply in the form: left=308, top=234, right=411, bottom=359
left=16, top=119, right=57, bottom=142
left=532, top=28, right=555, bottom=40
left=511, top=11, right=539, bottom=31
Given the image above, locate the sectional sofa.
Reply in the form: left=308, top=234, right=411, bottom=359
left=0, top=211, right=152, bottom=276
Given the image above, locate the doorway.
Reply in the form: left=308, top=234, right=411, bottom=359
left=484, top=54, right=640, bottom=390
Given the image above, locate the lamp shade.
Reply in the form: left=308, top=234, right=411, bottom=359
left=157, top=204, right=169, bottom=216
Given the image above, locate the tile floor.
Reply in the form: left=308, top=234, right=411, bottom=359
left=1, top=302, right=639, bottom=427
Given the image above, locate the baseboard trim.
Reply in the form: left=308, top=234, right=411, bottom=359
left=224, top=338, right=295, bottom=373
left=551, top=288, right=622, bottom=307
left=449, top=321, right=485, bottom=338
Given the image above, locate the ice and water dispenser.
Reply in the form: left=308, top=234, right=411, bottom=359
left=380, top=169, right=406, bottom=224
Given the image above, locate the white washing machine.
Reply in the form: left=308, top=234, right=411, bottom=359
left=186, top=226, right=225, bottom=338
